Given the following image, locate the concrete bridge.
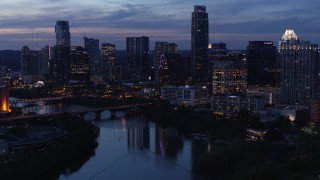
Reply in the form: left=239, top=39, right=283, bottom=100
left=0, top=103, right=150, bottom=121
left=75, top=103, right=150, bottom=120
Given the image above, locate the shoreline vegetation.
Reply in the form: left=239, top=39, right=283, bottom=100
left=142, top=100, right=320, bottom=180
left=0, top=113, right=99, bottom=180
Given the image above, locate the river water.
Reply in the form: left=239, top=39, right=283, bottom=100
left=20, top=103, right=210, bottom=180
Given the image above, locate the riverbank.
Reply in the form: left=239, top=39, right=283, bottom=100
left=142, top=101, right=320, bottom=179
left=0, top=113, right=99, bottom=180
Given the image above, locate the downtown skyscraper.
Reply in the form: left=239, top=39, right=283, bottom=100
left=51, top=21, right=71, bottom=87
left=191, top=5, right=209, bottom=84
left=279, top=29, right=319, bottom=107
left=126, top=36, right=150, bottom=82
left=55, top=21, right=70, bottom=47
left=84, top=37, right=101, bottom=79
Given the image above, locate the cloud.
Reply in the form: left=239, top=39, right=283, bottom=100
left=0, top=0, right=319, bottom=50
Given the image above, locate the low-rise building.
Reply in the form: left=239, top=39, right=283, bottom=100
left=161, top=85, right=209, bottom=106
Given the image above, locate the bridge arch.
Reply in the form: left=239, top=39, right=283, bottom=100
left=84, top=112, right=96, bottom=121
left=100, top=110, right=111, bottom=120
left=115, top=111, right=126, bottom=118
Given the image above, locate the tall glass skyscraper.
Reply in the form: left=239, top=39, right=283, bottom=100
left=51, top=20, right=71, bottom=87
left=191, top=5, right=209, bottom=84
left=55, top=21, right=70, bottom=47
left=279, top=29, right=320, bottom=107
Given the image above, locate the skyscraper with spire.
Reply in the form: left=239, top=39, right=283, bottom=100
left=191, top=5, right=209, bottom=84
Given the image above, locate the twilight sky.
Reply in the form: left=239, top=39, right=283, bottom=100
left=0, top=0, right=319, bottom=50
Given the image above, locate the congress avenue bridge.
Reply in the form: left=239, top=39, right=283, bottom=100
left=0, top=103, right=151, bottom=121
left=74, top=103, right=150, bottom=120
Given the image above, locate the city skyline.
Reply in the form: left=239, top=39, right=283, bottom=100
left=0, top=0, right=319, bottom=50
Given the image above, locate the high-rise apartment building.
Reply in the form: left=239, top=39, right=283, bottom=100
left=279, top=29, right=320, bottom=107
left=191, top=5, right=209, bottom=84
left=126, top=36, right=150, bottom=82
left=247, top=41, right=278, bottom=87
left=211, top=59, right=247, bottom=96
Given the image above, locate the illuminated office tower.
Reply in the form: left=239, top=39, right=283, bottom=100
left=191, top=5, right=209, bottom=84
left=279, top=29, right=319, bottom=107
left=211, top=59, right=247, bottom=95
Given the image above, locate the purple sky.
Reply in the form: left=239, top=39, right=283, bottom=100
left=0, top=0, right=319, bottom=50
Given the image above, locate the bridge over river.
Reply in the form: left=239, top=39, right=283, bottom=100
left=0, top=103, right=150, bottom=121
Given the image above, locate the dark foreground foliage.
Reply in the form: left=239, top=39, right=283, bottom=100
left=0, top=113, right=99, bottom=180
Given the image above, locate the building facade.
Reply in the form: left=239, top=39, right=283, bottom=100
left=211, top=59, right=247, bottom=96
left=161, top=85, right=209, bottom=106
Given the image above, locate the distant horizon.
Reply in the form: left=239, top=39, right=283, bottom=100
left=0, top=0, right=319, bottom=50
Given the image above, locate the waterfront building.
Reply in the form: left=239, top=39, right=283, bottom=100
left=161, top=85, right=209, bottom=106
left=246, top=41, right=278, bottom=87
left=126, top=36, right=150, bottom=82
left=191, top=5, right=209, bottom=84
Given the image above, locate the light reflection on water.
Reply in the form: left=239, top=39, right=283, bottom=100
left=20, top=104, right=209, bottom=180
